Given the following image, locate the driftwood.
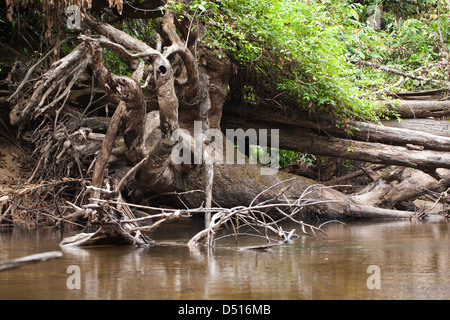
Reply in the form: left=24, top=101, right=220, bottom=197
left=0, top=251, right=63, bottom=271
left=345, top=205, right=420, bottom=219
left=57, top=179, right=350, bottom=248
left=59, top=221, right=148, bottom=247
left=90, top=100, right=126, bottom=203
left=351, top=167, right=450, bottom=208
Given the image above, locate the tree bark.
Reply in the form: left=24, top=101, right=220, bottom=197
left=345, top=204, right=416, bottom=219
left=381, top=118, right=450, bottom=137
left=91, top=100, right=126, bottom=201
left=380, top=100, right=450, bottom=118
left=168, top=160, right=355, bottom=219
left=223, top=102, right=450, bottom=150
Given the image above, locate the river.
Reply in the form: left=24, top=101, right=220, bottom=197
left=0, top=218, right=449, bottom=300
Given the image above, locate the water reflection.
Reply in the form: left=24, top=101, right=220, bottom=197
left=0, top=219, right=449, bottom=299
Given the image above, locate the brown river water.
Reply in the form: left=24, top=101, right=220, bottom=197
left=0, top=218, right=449, bottom=300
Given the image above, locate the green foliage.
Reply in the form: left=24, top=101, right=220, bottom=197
left=5, top=0, right=448, bottom=125
left=346, top=0, right=449, bottom=92
left=278, top=150, right=315, bottom=169
left=353, top=0, right=437, bottom=20
left=169, top=0, right=449, bottom=122
left=102, top=48, right=132, bottom=77
left=249, top=146, right=315, bottom=168
left=175, top=0, right=382, bottom=121
left=119, top=18, right=160, bottom=43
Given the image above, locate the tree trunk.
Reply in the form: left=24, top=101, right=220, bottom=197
left=222, top=112, right=450, bottom=172
left=344, top=205, right=417, bottom=219
left=222, top=101, right=450, bottom=150
left=390, top=88, right=450, bottom=100
left=381, top=118, right=450, bottom=137
left=278, top=132, right=450, bottom=171
left=380, top=100, right=450, bottom=118
left=167, top=160, right=356, bottom=219
left=341, top=120, right=450, bottom=152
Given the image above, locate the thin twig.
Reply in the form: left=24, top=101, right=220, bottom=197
left=249, top=177, right=298, bottom=207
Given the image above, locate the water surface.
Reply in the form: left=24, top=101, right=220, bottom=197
left=0, top=219, right=448, bottom=300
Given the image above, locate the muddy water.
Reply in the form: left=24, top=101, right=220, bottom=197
left=0, top=219, right=449, bottom=300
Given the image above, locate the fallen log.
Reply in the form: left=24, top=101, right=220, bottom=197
left=351, top=167, right=435, bottom=207
left=345, top=204, right=415, bottom=219
left=381, top=118, right=450, bottom=137
left=389, top=88, right=450, bottom=100
left=343, top=120, right=450, bottom=151
left=222, top=114, right=450, bottom=171
left=346, top=204, right=446, bottom=221
left=0, top=251, right=63, bottom=271
left=281, top=132, right=450, bottom=171
left=223, top=102, right=450, bottom=153
left=351, top=167, right=450, bottom=209
left=380, top=100, right=450, bottom=118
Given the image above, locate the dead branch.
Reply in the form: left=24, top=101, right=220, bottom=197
left=90, top=100, right=126, bottom=201
left=186, top=184, right=346, bottom=247
left=0, top=251, right=63, bottom=272
left=423, top=187, right=450, bottom=216
left=79, top=185, right=343, bottom=249
left=9, top=43, right=88, bottom=126
left=325, top=164, right=386, bottom=186
left=8, top=37, right=77, bottom=103
left=59, top=221, right=148, bottom=247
